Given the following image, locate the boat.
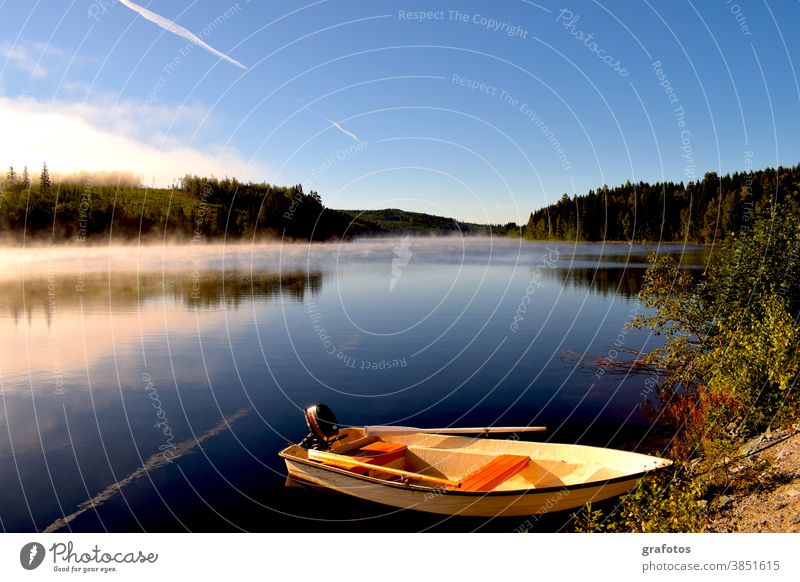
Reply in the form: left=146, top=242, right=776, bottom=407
left=279, top=404, right=672, bottom=518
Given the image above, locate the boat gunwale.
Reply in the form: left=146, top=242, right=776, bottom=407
left=279, top=446, right=667, bottom=498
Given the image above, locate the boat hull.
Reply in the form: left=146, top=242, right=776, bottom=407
left=283, top=455, right=649, bottom=518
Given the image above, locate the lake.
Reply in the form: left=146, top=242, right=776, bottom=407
left=0, top=238, right=708, bottom=532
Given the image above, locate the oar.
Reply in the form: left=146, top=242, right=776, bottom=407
left=364, top=425, right=547, bottom=437
left=307, top=449, right=460, bottom=488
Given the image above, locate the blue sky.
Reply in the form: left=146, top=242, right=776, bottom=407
left=1, top=0, right=798, bottom=223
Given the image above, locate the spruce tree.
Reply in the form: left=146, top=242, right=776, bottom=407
left=40, top=163, right=51, bottom=194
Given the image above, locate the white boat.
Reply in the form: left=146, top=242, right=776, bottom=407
left=279, top=405, right=672, bottom=518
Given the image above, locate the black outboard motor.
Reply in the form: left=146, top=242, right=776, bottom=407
left=299, top=404, right=340, bottom=450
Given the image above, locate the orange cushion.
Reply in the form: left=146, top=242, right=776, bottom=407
left=346, top=441, right=407, bottom=475
left=460, top=454, right=530, bottom=492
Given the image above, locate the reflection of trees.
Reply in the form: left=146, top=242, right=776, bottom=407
left=1, top=270, right=323, bottom=321
left=558, top=267, right=645, bottom=298
left=539, top=252, right=707, bottom=298
left=175, top=271, right=323, bottom=308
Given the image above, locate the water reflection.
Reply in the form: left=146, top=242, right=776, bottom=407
left=0, top=240, right=709, bottom=532
left=1, top=270, right=323, bottom=318
left=42, top=408, right=250, bottom=533
left=559, top=267, right=643, bottom=298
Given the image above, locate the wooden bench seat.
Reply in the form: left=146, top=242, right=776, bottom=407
left=459, top=454, right=530, bottom=492
left=343, top=441, right=408, bottom=475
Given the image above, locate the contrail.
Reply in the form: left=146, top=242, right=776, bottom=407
left=326, top=118, right=360, bottom=142
left=297, top=100, right=360, bottom=142
left=43, top=408, right=250, bottom=533
left=119, top=0, right=246, bottom=70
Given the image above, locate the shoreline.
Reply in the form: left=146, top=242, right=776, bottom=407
left=708, top=426, right=800, bottom=532
left=0, top=236, right=715, bottom=248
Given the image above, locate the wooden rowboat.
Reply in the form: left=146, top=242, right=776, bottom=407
left=280, top=407, right=671, bottom=518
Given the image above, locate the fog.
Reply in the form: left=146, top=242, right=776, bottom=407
left=0, top=237, right=518, bottom=279
left=0, top=237, right=671, bottom=281
left=51, top=169, right=141, bottom=187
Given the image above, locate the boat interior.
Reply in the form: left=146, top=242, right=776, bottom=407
left=283, top=427, right=662, bottom=492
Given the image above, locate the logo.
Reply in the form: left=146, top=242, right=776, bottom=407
left=390, top=235, right=413, bottom=292
left=20, top=542, right=46, bottom=570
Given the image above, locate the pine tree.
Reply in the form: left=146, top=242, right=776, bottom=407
left=40, top=163, right=51, bottom=194
left=22, top=166, right=31, bottom=189
left=6, top=166, right=16, bottom=183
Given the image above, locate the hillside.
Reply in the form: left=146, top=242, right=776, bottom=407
left=341, top=209, right=489, bottom=236
left=0, top=172, right=356, bottom=242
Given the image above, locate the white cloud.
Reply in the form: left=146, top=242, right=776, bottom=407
left=0, top=94, right=267, bottom=185
left=0, top=39, right=69, bottom=79
left=46, top=88, right=211, bottom=148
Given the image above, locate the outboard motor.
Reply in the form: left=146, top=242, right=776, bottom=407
left=299, top=404, right=340, bottom=450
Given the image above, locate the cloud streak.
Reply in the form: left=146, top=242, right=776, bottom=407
left=326, top=117, right=360, bottom=142
left=118, top=0, right=246, bottom=70
left=297, top=100, right=361, bottom=142
left=0, top=39, right=69, bottom=79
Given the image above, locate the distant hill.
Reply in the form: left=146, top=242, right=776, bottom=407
left=340, top=209, right=489, bottom=236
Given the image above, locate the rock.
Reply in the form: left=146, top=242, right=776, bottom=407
left=717, top=495, right=733, bottom=508
left=739, top=435, right=764, bottom=456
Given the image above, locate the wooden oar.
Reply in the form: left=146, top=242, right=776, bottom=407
left=364, top=425, right=547, bottom=437
left=308, top=449, right=460, bottom=488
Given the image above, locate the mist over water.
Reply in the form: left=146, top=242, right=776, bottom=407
left=0, top=236, right=701, bottom=279
left=0, top=238, right=708, bottom=532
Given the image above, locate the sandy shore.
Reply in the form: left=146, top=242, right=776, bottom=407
left=709, top=427, right=800, bottom=532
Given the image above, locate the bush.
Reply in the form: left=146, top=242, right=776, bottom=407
left=573, top=467, right=707, bottom=533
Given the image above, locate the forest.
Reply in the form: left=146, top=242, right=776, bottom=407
left=523, top=164, right=800, bottom=243
left=0, top=166, right=486, bottom=242
left=1, top=162, right=798, bottom=243
left=0, top=168, right=356, bottom=241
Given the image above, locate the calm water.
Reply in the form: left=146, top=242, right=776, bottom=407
left=0, top=238, right=708, bottom=532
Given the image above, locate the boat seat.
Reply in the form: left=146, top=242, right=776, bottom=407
left=343, top=441, right=408, bottom=475
left=459, top=454, right=530, bottom=492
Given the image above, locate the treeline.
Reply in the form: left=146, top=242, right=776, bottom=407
left=0, top=166, right=517, bottom=242
left=0, top=165, right=520, bottom=241
left=0, top=169, right=359, bottom=241
left=4, top=162, right=798, bottom=243
left=524, top=165, right=800, bottom=243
